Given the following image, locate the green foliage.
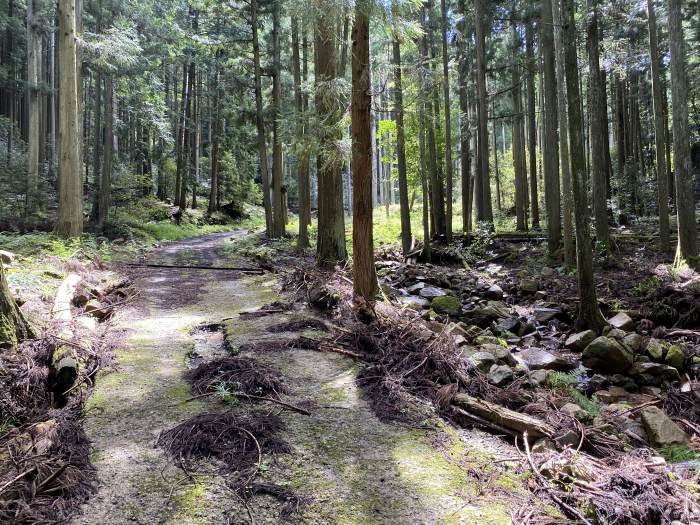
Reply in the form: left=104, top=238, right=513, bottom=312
left=547, top=371, right=601, bottom=419
left=633, top=276, right=662, bottom=297
left=658, top=445, right=700, bottom=464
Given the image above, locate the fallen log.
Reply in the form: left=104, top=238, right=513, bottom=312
left=51, top=273, right=81, bottom=323
left=451, top=393, right=555, bottom=438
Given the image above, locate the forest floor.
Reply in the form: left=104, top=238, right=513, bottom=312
left=68, top=231, right=539, bottom=524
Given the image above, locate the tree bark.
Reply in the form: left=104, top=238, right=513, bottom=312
left=440, top=0, right=453, bottom=241
left=474, top=0, right=493, bottom=225
left=586, top=0, right=612, bottom=252
left=457, top=0, right=472, bottom=234
left=208, top=60, right=221, bottom=215
left=541, top=0, right=561, bottom=256
left=270, top=0, right=284, bottom=238
left=551, top=0, right=573, bottom=264
left=392, top=1, right=412, bottom=256
left=55, top=0, right=83, bottom=237
left=292, top=18, right=311, bottom=248
left=562, top=0, right=606, bottom=332
left=351, top=0, right=378, bottom=300
left=511, top=15, right=527, bottom=232
left=526, top=17, right=539, bottom=229
left=315, top=3, right=347, bottom=267
left=97, top=75, right=113, bottom=229
left=647, top=0, right=670, bottom=252
left=251, top=0, right=272, bottom=236
left=668, top=0, right=698, bottom=265
left=26, top=0, right=41, bottom=216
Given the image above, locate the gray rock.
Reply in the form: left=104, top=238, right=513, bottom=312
left=628, top=362, right=681, bottom=383
left=496, top=317, right=520, bottom=335
left=664, top=344, right=685, bottom=370
left=531, top=438, right=557, bottom=454
left=582, top=336, right=634, bottom=374
left=646, top=338, right=665, bottom=361
left=431, top=295, right=462, bottom=315
left=608, top=312, right=635, bottom=331
left=564, top=330, right=596, bottom=352
left=641, top=406, right=689, bottom=447
left=406, top=282, right=426, bottom=294
left=560, top=403, right=587, bottom=420
left=84, top=299, right=109, bottom=321
left=486, top=284, right=504, bottom=299
left=528, top=369, right=549, bottom=386
left=541, top=267, right=555, bottom=277
left=475, top=335, right=506, bottom=347
left=482, top=344, right=517, bottom=366
left=398, top=295, right=430, bottom=308
left=488, top=365, right=514, bottom=386
left=623, top=333, right=643, bottom=352
left=469, top=352, right=496, bottom=371
left=534, top=307, right=563, bottom=323
left=515, top=348, right=575, bottom=371
left=471, top=301, right=511, bottom=321
left=419, top=286, right=447, bottom=299
left=0, top=250, right=15, bottom=265
left=519, top=279, right=539, bottom=294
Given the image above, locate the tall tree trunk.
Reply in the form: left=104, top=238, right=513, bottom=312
left=542, top=0, right=561, bottom=256
left=474, top=0, right=493, bottom=225
left=440, top=0, right=453, bottom=241
left=55, top=0, right=83, bottom=237
left=586, top=0, right=612, bottom=252
left=552, top=0, right=573, bottom=264
left=392, top=0, right=412, bottom=256
left=526, top=19, right=539, bottom=228
left=179, top=59, right=195, bottom=209
left=614, top=73, right=625, bottom=216
left=208, top=61, right=221, bottom=215
left=647, top=0, right=670, bottom=252
left=421, top=6, right=443, bottom=237
left=175, top=64, right=187, bottom=206
left=251, top=0, right=272, bottom=236
left=90, top=72, right=102, bottom=222
left=457, top=0, right=472, bottom=234
left=562, top=0, right=606, bottom=332
left=292, top=17, right=311, bottom=247
left=511, top=15, right=527, bottom=232
left=315, top=3, right=347, bottom=267
left=351, top=0, right=377, bottom=300
left=271, top=0, right=284, bottom=237
left=668, top=0, right=698, bottom=265
left=418, top=100, right=432, bottom=258
left=26, top=0, right=41, bottom=216
left=97, top=76, right=113, bottom=229
left=492, top=106, right=501, bottom=212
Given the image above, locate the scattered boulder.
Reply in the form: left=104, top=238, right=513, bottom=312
left=0, top=250, right=16, bottom=265
left=398, top=295, right=430, bottom=309
left=431, top=295, right=461, bottom=316
left=515, top=348, right=575, bottom=371
left=84, top=299, right=109, bottom=321
left=519, top=279, right=539, bottom=294
left=468, top=352, right=497, bottom=372
left=488, top=365, right=514, bottom=386
left=564, top=330, right=596, bottom=352
left=474, top=335, right=506, bottom=347
left=582, top=336, right=634, bottom=374
left=482, top=344, right=517, bottom=366
left=560, top=403, right=587, bottom=421
left=640, top=406, right=689, bottom=447
left=540, top=267, right=555, bottom=277
left=664, top=344, right=685, bottom=371
left=419, top=286, right=447, bottom=299
left=646, top=338, right=665, bottom=361
left=495, top=317, right=520, bottom=335
left=622, top=333, right=642, bottom=352
left=608, top=312, right=634, bottom=331
left=406, top=282, right=425, bottom=294
left=534, top=307, right=564, bottom=324
left=628, top=361, right=681, bottom=383
left=527, top=369, right=549, bottom=386
left=486, top=284, right=504, bottom=299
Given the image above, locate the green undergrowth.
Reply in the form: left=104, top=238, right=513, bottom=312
left=547, top=371, right=601, bottom=419
left=658, top=445, right=700, bottom=464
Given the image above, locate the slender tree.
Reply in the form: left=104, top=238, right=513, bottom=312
left=562, top=0, right=606, bottom=331
left=511, top=13, right=527, bottom=232
left=392, top=0, right=412, bottom=256
left=26, top=0, right=41, bottom=216
left=586, top=0, right=613, bottom=253
left=646, top=0, right=670, bottom=252
left=55, top=0, right=83, bottom=237
left=351, top=0, right=378, bottom=300
left=668, top=0, right=697, bottom=266
left=97, top=76, right=113, bottom=229
left=541, top=0, right=561, bottom=256
left=525, top=17, right=539, bottom=228
left=292, top=16, right=311, bottom=248
left=440, top=0, right=453, bottom=240
left=271, top=0, right=284, bottom=238
left=474, top=0, right=493, bottom=225
left=457, top=0, right=472, bottom=234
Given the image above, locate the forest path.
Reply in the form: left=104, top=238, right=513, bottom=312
left=70, top=232, right=529, bottom=525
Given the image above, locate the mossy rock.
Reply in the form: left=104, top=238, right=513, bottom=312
left=430, top=295, right=461, bottom=316
left=664, top=344, right=685, bottom=370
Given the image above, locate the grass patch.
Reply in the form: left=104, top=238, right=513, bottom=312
left=658, top=445, right=700, bottom=463
left=547, top=370, right=601, bottom=419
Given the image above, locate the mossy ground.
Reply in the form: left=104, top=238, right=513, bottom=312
left=72, top=231, right=544, bottom=524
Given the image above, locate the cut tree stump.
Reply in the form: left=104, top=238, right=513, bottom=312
left=451, top=393, right=555, bottom=438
